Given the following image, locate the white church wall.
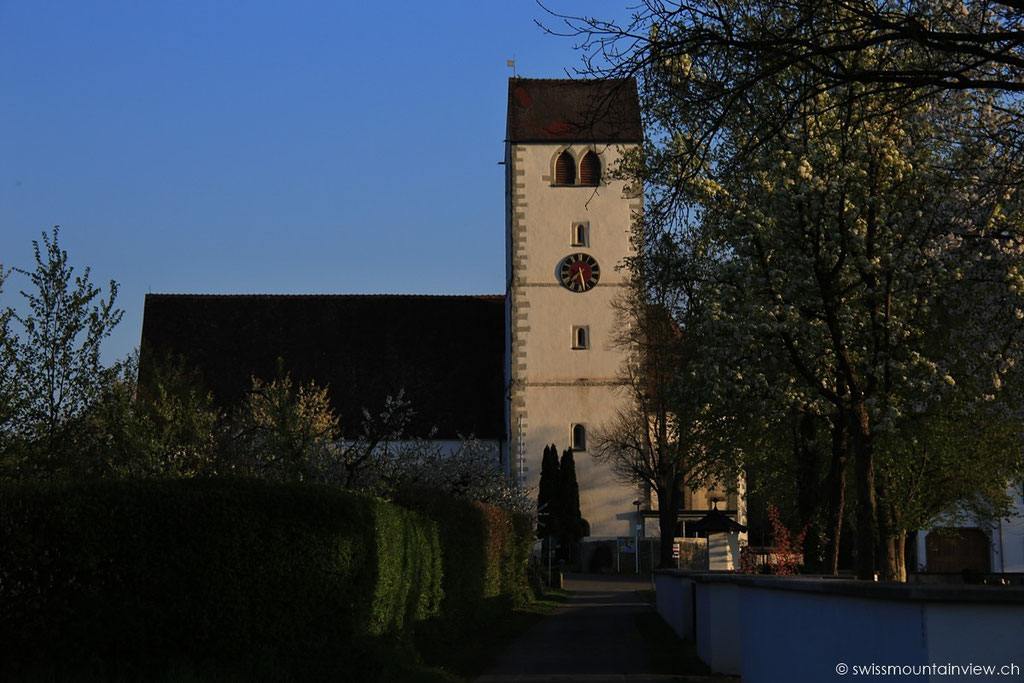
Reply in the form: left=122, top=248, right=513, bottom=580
left=512, top=145, right=635, bottom=266
left=376, top=439, right=503, bottom=457
left=997, top=487, right=1024, bottom=573
left=519, top=383, right=641, bottom=537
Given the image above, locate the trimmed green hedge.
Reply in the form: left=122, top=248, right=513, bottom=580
left=395, top=488, right=534, bottom=670
left=0, top=478, right=443, bottom=678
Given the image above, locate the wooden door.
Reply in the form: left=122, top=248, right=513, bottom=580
left=925, top=527, right=991, bottom=573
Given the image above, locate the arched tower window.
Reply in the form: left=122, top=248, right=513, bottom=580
left=572, top=222, right=588, bottom=246
left=572, top=423, right=587, bottom=451
left=579, top=150, right=601, bottom=185
left=555, top=150, right=576, bottom=185
left=572, top=325, right=589, bottom=349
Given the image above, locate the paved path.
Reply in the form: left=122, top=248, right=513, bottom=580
left=474, top=574, right=727, bottom=683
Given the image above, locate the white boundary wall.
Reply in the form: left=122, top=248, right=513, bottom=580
left=655, top=571, right=1024, bottom=682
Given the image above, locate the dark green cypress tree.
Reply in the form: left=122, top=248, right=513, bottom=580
left=537, top=443, right=560, bottom=539
left=557, top=447, right=584, bottom=553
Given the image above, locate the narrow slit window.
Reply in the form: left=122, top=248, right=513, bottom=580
left=572, top=424, right=587, bottom=451
left=555, top=151, right=576, bottom=185
left=572, top=325, right=589, bottom=349
left=580, top=150, right=601, bottom=185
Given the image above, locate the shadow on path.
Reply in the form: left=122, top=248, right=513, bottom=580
left=474, top=574, right=731, bottom=683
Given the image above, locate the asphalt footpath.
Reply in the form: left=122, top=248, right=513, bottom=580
left=473, top=573, right=736, bottom=683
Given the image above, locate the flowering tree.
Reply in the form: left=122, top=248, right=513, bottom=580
left=551, top=0, right=1024, bottom=580
left=233, top=364, right=339, bottom=482
left=75, top=352, right=222, bottom=478
left=551, top=3, right=1024, bottom=580
left=708, top=78, right=1024, bottom=578
left=371, top=437, right=533, bottom=516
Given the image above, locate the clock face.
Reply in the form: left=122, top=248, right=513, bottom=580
left=559, top=253, right=601, bottom=292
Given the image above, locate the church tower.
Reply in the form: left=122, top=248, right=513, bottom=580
left=505, top=78, right=643, bottom=538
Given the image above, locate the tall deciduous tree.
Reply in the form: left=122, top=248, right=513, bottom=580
left=593, top=233, right=737, bottom=567
left=1, top=227, right=123, bottom=476
left=546, top=0, right=1024, bottom=180
left=0, top=265, right=15, bottom=450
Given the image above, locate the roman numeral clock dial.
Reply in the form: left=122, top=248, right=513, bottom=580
left=559, top=253, right=601, bottom=293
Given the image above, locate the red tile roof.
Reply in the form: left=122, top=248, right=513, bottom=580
left=506, top=78, right=642, bottom=143
left=139, top=294, right=506, bottom=440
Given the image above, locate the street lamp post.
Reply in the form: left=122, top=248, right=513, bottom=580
left=633, top=499, right=642, bottom=574
left=537, top=506, right=552, bottom=587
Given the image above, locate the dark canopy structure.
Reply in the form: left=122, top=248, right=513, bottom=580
left=687, top=508, right=748, bottom=535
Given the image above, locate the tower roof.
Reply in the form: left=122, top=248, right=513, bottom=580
left=506, top=77, right=642, bottom=143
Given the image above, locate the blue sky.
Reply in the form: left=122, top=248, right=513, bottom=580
left=0, top=0, right=633, bottom=364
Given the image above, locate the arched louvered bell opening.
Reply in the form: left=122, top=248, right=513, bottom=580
left=555, top=151, right=576, bottom=185
left=580, top=150, right=601, bottom=185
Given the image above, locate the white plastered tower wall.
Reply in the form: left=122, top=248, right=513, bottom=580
left=505, top=78, right=644, bottom=538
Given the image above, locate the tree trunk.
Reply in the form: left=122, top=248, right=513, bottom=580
left=825, top=412, right=848, bottom=574
left=875, top=475, right=902, bottom=581
left=852, top=401, right=877, bottom=580
left=795, top=413, right=824, bottom=572
left=879, top=529, right=907, bottom=582
left=657, top=484, right=681, bottom=568
left=895, top=531, right=907, bottom=583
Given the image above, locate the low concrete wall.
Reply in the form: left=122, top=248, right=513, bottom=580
left=695, top=580, right=742, bottom=675
left=655, top=571, right=1024, bottom=681
left=654, top=572, right=694, bottom=639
